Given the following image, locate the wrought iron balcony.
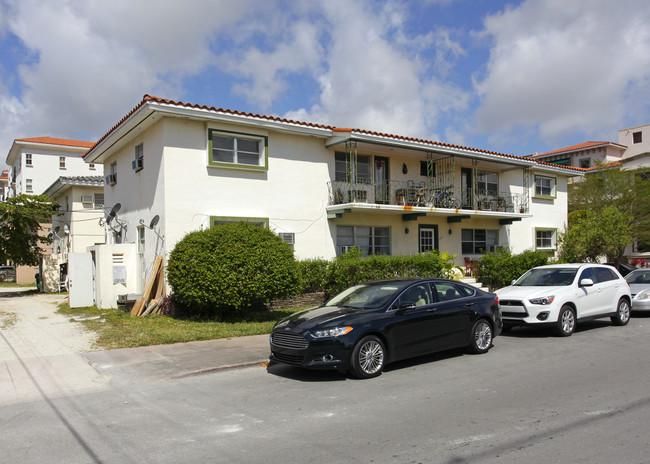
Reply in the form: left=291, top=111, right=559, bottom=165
left=327, top=180, right=528, bottom=213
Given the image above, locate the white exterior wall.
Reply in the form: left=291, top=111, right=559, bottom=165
left=12, top=148, right=102, bottom=196
left=507, top=169, right=568, bottom=257
left=51, top=185, right=105, bottom=254
left=89, top=243, right=139, bottom=309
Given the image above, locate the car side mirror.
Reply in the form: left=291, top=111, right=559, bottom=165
left=579, top=278, right=594, bottom=287
left=511, top=279, right=517, bottom=285
left=397, top=303, right=416, bottom=313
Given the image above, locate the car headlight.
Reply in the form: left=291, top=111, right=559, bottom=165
left=635, top=289, right=650, bottom=300
left=311, top=327, right=353, bottom=338
left=529, top=295, right=555, bottom=305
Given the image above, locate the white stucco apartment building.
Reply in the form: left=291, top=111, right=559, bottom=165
left=5, top=136, right=103, bottom=197
left=83, top=95, right=582, bottom=299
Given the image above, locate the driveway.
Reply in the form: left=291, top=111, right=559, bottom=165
left=0, top=288, right=109, bottom=405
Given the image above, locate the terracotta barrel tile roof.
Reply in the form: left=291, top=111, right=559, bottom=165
left=15, top=136, right=94, bottom=148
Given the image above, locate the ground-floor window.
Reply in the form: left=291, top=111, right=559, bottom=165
left=419, top=225, right=439, bottom=252
left=337, top=226, right=390, bottom=255
left=462, top=229, right=498, bottom=254
left=535, top=228, right=557, bottom=250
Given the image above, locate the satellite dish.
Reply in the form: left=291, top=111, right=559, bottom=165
left=110, top=203, right=121, bottom=216
left=149, top=215, right=159, bottom=229
left=47, top=233, right=53, bottom=240
left=54, top=226, right=60, bottom=234
left=106, top=215, right=113, bottom=225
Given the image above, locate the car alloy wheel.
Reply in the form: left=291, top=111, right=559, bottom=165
left=469, top=320, right=492, bottom=354
left=350, top=335, right=386, bottom=379
left=611, top=298, right=631, bottom=326
left=555, top=305, right=575, bottom=337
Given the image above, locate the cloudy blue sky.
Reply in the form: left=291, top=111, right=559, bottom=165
left=1, top=0, right=649, bottom=170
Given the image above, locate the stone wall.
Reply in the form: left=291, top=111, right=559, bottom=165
left=270, top=292, right=325, bottom=310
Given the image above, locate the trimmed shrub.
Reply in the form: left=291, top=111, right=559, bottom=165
left=295, top=258, right=330, bottom=293
left=478, top=248, right=549, bottom=291
left=167, top=222, right=298, bottom=317
left=323, top=249, right=457, bottom=297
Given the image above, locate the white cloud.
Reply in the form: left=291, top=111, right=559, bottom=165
left=0, top=0, right=255, bottom=167
left=473, top=0, right=650, bottom=146
left=284, top=0, right=469, bottom=140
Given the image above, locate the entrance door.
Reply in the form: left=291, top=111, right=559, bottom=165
left=461, top=168, right=473, bottom=209
left=419, top=225, right=439, bottom=253
left=374, top=156, right=389, bottom=204
left=68, top=252, right=94, bottom=308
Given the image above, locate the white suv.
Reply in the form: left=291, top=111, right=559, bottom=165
left=495, top=263, right=632, bottom=336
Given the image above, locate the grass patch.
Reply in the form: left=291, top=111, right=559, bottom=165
left=57, top=303, right=306, bottom=350
left=0, top=311, right=18, bottom=328
left=0, top=282, right=36, bottom=288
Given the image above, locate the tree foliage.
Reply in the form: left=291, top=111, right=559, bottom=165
left=0, top=194, right=59, bottom=266
left=167, top=222, right=298, bottom=317
left=558, top=207, right=633, bottom=262
left=565, top=166, right=650, bottom=259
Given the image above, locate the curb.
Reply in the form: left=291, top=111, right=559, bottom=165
left=170, top=359, right=269, bottom=379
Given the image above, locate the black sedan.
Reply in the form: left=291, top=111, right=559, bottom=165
left=270, top=278, right=502, bottom=378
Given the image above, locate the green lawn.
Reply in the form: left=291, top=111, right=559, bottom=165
left=57, top=303, right=305, bottom=350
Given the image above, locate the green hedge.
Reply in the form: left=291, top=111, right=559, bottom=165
left=167, top=222, right=298, bottom=317
left=477, top=249, right=549, bottom=291
left=320, top=249, right=457, bottom=297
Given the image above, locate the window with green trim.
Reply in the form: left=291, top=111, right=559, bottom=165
left=208, top=129, right=267, bottom=169
left=210, top=216, right=269, bottom=228
left=534, top=175, right=556, bottom=198
left=536, top=228, right=557, bottom=250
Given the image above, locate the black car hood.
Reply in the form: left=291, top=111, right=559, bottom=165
left=274, top=305, right=364, bottom=331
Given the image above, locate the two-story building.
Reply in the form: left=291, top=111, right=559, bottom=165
left=82, top=95, right=582, bottom=307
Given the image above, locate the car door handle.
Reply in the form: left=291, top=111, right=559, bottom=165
left=464, top=303, right=475, bottom=307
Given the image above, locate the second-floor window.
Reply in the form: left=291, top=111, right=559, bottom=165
left=59, top=157, right=66, bottom=169
left=335, top=152, right=371, bottom=183
left=477, top=171, right=498, bottom=195
left=133, top=143, right=143, bottom=172
left=209, top=130, right=267, bottom=169
left=633, top=131, right=642, bottom=144
left=535, top=175, right=556, bottom=198
left=25, top=154, right=33, bottom=166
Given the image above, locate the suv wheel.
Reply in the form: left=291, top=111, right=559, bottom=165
left=554, top=305, right=576, bottom=337
left=611, top=298, right=630, bottom=326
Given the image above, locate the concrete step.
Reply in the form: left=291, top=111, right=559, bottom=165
left=460, top=277, right=490, bottom=291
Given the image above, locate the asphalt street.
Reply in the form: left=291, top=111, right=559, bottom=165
left=1, top=302, right=649, bottom=463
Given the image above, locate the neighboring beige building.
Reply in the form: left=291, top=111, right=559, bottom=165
left=39, top=176, right=106, bottom=293
left=81, top=95, right=583, bottom=307
left=531, top=123, right=650, bottom=170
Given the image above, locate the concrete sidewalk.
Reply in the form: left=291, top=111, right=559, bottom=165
left=1, top=287, right=272, bottom=405
left=83, top=334, right=271, bottom=386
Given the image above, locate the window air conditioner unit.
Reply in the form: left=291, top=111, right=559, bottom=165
left=341, top=246, right=352, bottom=253
left=132, top=158, right=143, bottom=171
left=80, top=195, right=93, bottom=204
left=105, top=174, right=117, bottom=186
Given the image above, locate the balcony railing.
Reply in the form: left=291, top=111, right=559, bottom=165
left=328, top=180, right=528, bottom=213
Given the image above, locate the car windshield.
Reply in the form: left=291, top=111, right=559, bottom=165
left=626, top=271, right=650, bottom=284
left=325, top=283, right=406, bottom=309
left=514, top=268, right=578, bottom=286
